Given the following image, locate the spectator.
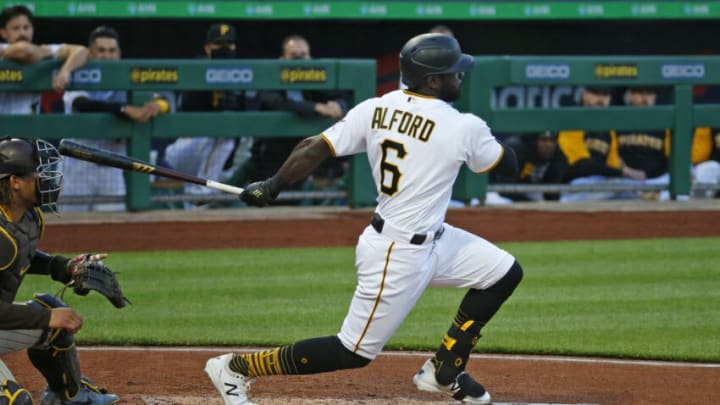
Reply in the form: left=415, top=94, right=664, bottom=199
left=61, top=25, right=169, bottom=212
left=240, top=34, right=350, bottom=200
left=0, top=138, right=119, bottom=405
left=497, top=130, right=569, bottom=202
left=164, top=22, right=255, bottom=208
left=0, top=5, right=88, bottom=114
left=691, top=126, right=720, bottom=198
left=258, top=35, right=348, bottom=121
left=616, top=86, right=672, bottom=200
left=558, top=86, right=646, bottom=202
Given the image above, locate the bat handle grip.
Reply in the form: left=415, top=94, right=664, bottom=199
left=206, top=180, right=245, bottom=195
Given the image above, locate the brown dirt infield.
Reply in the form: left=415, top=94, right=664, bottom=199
left=4, top=203, right=720, bottom=405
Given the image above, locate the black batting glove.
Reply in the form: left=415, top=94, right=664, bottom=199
left=240, top=175, right=284, bottom=207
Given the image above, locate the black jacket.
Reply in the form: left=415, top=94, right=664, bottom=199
left=0, top=208, right=70, bottom=330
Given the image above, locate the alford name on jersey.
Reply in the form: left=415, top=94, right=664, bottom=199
left=371, top=107, right=435, bottom=143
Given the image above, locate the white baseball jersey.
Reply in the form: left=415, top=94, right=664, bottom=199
left=323, top=89, right=502, bottom=233
left=322, top=89, right=515, bottom=360
left=0, top=43, right=63, bottom=114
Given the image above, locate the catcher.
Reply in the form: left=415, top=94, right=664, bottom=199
left=0, top=138, right=128, bottom=405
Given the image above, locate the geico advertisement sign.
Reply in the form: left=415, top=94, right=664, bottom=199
left=525, top=64, right=571, bottom=80
left=206, top=68, right=254, bottom=84
left=53, top=68, right=102, bottom=84
left=661, top=64, right=705, bottom=79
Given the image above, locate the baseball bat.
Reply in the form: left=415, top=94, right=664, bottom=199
left=57, top=139, right=245, bottom=195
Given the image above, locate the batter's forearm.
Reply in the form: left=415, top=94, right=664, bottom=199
left=277, top=136, right=331, bottom=185
left=277, top=155, right=321, bottom=185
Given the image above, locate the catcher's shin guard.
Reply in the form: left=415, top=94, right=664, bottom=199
left=0, top=380, right=34, bottom=405
left=27, top=294, right=83, bottom=399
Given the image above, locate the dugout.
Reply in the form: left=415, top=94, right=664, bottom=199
left=0, top=58, right=377, bottom=210
left=2, top=55, right=720, bottom=208
left=452, top=55, right=720, bottom=201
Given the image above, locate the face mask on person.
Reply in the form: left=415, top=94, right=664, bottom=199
left=210, top=47, right=236, bottom=59
left=34, top=139, right=63, bottom=213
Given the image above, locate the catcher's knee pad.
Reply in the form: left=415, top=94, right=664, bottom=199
left=0, top=380, right=33, bottom=405
left=28, top=293, right=67, bottom=309
left=27, top=294, right=74, bottom=347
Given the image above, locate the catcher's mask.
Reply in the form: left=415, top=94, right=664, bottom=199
left=0, top=137, right=63, bottom=213
left=399, top=33, right=475, bottom=90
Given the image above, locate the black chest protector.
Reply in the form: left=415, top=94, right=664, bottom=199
left=0, top=208, right=43, bottom=303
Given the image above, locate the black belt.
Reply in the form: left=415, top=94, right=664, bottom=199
left=370, top=213, right=444, bottom=245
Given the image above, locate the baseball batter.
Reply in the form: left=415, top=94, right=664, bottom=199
left=206, top=33, right=524, bottom=405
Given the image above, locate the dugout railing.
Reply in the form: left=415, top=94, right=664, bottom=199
left=0, top=58, right=376, bottom=210
left=2, top=56, right=719, bottom=210
left=452, top=55, right=720, bottom=201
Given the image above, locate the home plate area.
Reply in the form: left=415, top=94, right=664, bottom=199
left=6, top=346, right=716, bottom=404
left=78, top=347, right=719, bottom=405
left=140, top=397, right=597, bottom=405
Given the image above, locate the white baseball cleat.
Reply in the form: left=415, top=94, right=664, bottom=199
left=205, top=354, right=257, bottom=405
left=413, top=359, right=491, bottom=404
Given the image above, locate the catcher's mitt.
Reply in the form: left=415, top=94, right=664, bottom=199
left=69, top=254, right=130, bottom=308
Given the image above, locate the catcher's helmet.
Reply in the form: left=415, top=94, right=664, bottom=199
left=0, top=137, right=37, bottom=178
left=399, top=33, right=475, bottom=89
left=0, top=137, right=63, bottom=212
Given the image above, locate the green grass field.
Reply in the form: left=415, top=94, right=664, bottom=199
left=18, top=237, right=720, bottom=362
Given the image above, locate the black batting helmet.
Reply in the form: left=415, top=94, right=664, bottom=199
left=0, top=137, right=63, bottom=212
left=399, top=33, right=475, bottom=89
